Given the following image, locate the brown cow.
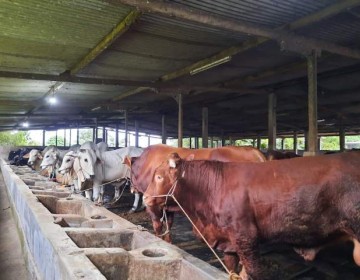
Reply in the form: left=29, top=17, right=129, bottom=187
left=144, top=152, right=360, bottom=280
left=125, top=144, right=266, bottom=242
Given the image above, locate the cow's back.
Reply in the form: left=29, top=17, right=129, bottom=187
left=132, top=144, right=265, bottom=193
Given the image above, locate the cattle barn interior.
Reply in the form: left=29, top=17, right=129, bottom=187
left=0, top=0, right=360, bottom=152
left=1, top=0, right=360, bottom=279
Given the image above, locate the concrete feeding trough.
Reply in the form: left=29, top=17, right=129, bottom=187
left=0, top=158, right=227, bottom=280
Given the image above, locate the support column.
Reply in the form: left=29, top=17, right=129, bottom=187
left=210, top=136, right=213, bottom=148
left=293, top=131, right=298, bottom=153
left=102, top=127, right=106, bottom=143
left=177, top=93, right=183, bottom=148
left=42, top=130, right=45, bottom=147
left=268, top=92, right=277, bottom=152
left=64, top=129, right=66, bottom=147
left=95, top=119, right=98, bottom=143
left=69, top=129, right=72, bottom=146
left=202, top=107, right=208, bottom=148
left=76, top=125, right=79, bottom=145
left=55, top=130, right=58, bottom=147
left=307, top=50, right=318, bottom=155
left=281, top=138, right=284, bottom=150
left=189, top=137, right=192, bottom=149
left=161, top=114, right=166, bottom=144
left=195, top=137, right=199, bottom=149
left=221, top=131, right=225, bottom=147
left=340, top=126, right=345, bottom=152
left=257, top=135, right=261, bottom=150
left=135, top=120, right=139, bottom=147
left=148, top=135, right=151, bottom=147
left=124, top=110, right=128, bottom=147
left=304, top=131, right=309, bottom=151
left=115, top=123, right=119, bottom=148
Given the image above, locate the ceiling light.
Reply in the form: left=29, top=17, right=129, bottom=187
left=48, top=96, right=57, bottom=104
left=91, top=106, right=102, bottom=111
left=190, top=56, right=232, bottom=75
left=22, top=122, right=29, bottom=128
left=317, top=119, right=325, bottom=123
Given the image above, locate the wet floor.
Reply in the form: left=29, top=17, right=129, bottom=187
left=102, top=185, right=360, bottom=279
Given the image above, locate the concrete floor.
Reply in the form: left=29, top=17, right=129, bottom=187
left=0, top=171, right=30, bottom=280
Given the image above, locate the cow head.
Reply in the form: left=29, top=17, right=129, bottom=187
left=40, top=149, right=60, bottom=169
left=58, top=151, right=77, bottom=175
left=27, top=149, right=42, bottom=167
left=73, top=149, right=97, bottom=184
left=144, top=153, right=192, bottom=208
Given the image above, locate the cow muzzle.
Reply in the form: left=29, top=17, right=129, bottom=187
left=90, top=174, right=95, bottom=179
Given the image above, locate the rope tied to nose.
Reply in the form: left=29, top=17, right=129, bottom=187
left=149, top=171, right=242, bottom=280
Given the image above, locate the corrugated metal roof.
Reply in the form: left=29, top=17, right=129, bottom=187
left=171, top=0, right=338, bottom=28
left=0, top=0, right=132, bottom=74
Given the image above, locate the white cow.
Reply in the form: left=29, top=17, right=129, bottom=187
left=58, top=142, right=107, bottom=196
left=74, top=146, right=143, bottom=206
left=24, top=146, right=56, bottom=171
left=40, top=144, right=80, bottom=179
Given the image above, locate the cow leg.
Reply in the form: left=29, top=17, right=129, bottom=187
left=129, top=193, right=140, bottom=213
left=223, top=252, right=239, bottom=273
left=85, top=190, right=92, bottom=200
left=162, top=211, right=174, bottom=243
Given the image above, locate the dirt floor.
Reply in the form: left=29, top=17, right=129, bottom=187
left=104, top=185, right=360, bottom=279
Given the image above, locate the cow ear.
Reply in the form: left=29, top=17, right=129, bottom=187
left=123, top=156, right=132, bottom=167
left=168, top=153, right=181, bottom=168
left=38, top=154, right=43, bottom=159
left=185, top=154, right=194, bottom=161
left=23, top=153, right=30, bottom=159
left=80, top=149, right=86, bottom=153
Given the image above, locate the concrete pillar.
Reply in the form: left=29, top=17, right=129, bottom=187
left=189, top=137, right=192, bottom=149
left=257, top=135, right=261, bottom=150
left=135, top=120, right=139, bottom=147
left=115, top=123, right=119, bottom=148
left=64, top=129, right=66, bottom=147
left=340, top=126, right=345, bottom=152
left=69, top=128, right=72, bottom=146
left=307, top=50, right=318, bottom=155
left=177, top=94, right=183, bottom=148
left=102, top=127, right=106, bottom=143
left=148, top=135, right=150, bottom=147
left=124, top=110, right=128, bottom=147
left=42, top=130, right=45, bottom=147
left=161, top=115, right=166, bottom=144
left=77, top=126, right=79, bottom=145
left=210, top=136, right=214, bottom=148
left=221, top=131, right=225, bottom=147
left=202, top=107, right=208, bottom=148
left=55, top=130, right=58, bottom=147
left=304, top=131, right=308, bottom=151
left=95, top=119, right=98, bottom=143
left=281, top=138, right=284, bottom=150
left=293, top=131, right=298, bottom=153
left=268, top=92, right=277, bottom=151
left=195, top=137, right=199, bottom=149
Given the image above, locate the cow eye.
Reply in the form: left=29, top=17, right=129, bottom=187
left=156, top=175, right=163, bottom=181
left=46, top=155, right=49, bottom=158
left=66, top=159, right=70, bottom=162
left=84, top=158, right=88, bottom=162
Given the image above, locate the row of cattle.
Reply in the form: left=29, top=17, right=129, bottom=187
left=10, top=143, right=359, bottom=279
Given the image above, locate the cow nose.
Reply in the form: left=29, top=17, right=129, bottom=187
left=90, top=175, right=95, bottom=179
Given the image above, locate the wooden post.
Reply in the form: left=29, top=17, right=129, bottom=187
left=161, top=114, right=166, bottom=144
left=293, top=131, right=298, bottom=153
left=55, top=130, right=58, bottom=147
left=221, top=131, right=225, bottom=147
left=124, top=110, right=128, bottom=147
left=135, top=120, right=139, bottom=147
left=257, top=135, right=261, bottom=150
left=307, top=50, right=318, bottom=155
left=189, top=137, right=192, bottom=148
left=76, top=125, right=79, bottom=145
left=42, top=130, right=45, bottom=147
left=281, top=138, right=284, bottom=150
left=202, top=107, right=208, bottom=148
left=177, top=93, right=183, bottom=148
left=340, top=126, right=345, bottom=152
left=210, top=136, right=214, bottom=148
left=268, top=92, right=277, bottom=151
left=195, top=137, right=199, bottom=149
left=304, top=131, right=308, bottom=151
left=115, top=123, right=119, bottom=148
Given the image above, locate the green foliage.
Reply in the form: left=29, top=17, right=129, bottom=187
left=320, top=136, right=339, bottom=151
left=78, top=129, right=93, bottom=144
left=235, top=139, right=253, bottom=146
left=47, top=136, right=64, bottom=146
left=0, top=131, right=29, bottom=146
